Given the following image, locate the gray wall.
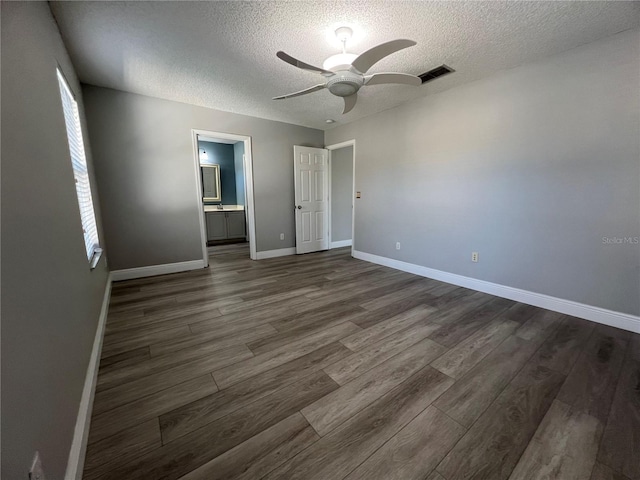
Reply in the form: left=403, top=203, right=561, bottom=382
left=234, top=141, right=246, bottom=206
left=331, top=146, right=354, bottom=242
left=325, top=28, right=640, bottom=316
left=198, top=140, right=237, bottom=205
left=82, top=86, right=323, bottom=269
left=1, top=2, right=110, bottom=478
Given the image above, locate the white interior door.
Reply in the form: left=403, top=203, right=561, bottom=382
left=294, top=146, right=329, bottom=254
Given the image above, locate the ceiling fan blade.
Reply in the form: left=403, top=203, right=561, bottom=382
left=350, top=39, right=417, bottom=74
left=273, top=84, right=326, bottom=100
left=276, top=51, right=334, bottom=75
left=343, top=93, right=357, bottom=114
left=364, top=72, right=421, bottom=87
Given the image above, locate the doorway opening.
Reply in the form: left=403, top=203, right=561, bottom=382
left=191, top=129, right=257, bottom=263
left=327, top=140, right=356, bottom=256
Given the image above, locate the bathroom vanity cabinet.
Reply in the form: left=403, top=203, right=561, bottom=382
left=206, top=211, right=246, bottom=241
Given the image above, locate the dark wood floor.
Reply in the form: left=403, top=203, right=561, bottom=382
left=84, top=247, right=640, bottom=480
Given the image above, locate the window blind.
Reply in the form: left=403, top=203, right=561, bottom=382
left=56, top=69, right=101, bottom=262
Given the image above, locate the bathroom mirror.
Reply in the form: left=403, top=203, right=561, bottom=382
left=201, top=164, right=221, bottom=202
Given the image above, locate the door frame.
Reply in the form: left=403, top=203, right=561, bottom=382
left=326, top=139, right=356, bottom=256
left=191, top=129, right=257, bottom=263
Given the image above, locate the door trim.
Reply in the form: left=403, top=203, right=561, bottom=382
left=326, top=139, right=356, bottom=257
left=191, top=129, right=257, bottom=262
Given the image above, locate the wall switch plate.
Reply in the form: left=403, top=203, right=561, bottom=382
left=29, top=452, right=45, bottom=480
left=471, top=252, right=479, bottom=262
left=396, top=242, right=401, bottom=250
left=356, top=192, right=361, bottom=198
left=279, top=233, right=285, bottom=240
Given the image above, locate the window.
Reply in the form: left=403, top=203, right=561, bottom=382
left=56, top=69, right=102, bottom=268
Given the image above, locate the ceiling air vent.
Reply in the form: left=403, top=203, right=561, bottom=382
left=419, top=65, right=454, bottom=84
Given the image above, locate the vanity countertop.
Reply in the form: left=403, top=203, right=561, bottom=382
left=204, top=205, right=245, bottom=212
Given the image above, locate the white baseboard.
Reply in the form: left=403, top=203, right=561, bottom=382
left=256, top=247, right=296, bottom=260
left=331, top=239, right=353, bottom=249
left=353, top=250, right=640, bottom=334
left=65, top=274, right=112, bottom=480
left=111, top=259, right=206, bottom=281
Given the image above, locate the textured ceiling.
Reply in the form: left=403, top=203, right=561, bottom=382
left=50, top=1, right=640, bottom=131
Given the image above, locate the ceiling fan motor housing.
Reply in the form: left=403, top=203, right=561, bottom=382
left=327, top=71, right=363, bottom=97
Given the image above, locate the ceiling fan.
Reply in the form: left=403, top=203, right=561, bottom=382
left=273, top=27, right=421, bottom=114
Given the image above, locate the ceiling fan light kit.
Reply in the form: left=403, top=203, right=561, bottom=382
left=327, top=72, right=362, bottom=97
left=322, top=52, right=358, bottom=71
left=274, top=26, right=426, bottom=115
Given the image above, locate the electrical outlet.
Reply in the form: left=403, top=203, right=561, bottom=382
left=279, top=233, right=285, bottom=240
left=29, top=452, right=45, bottom=480
left=471, top=252, right=479, bottom=262
left=396, top=242, right=401, bottom=250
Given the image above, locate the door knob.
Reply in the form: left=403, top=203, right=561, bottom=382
left=297, top=205, right=302, bottom=209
